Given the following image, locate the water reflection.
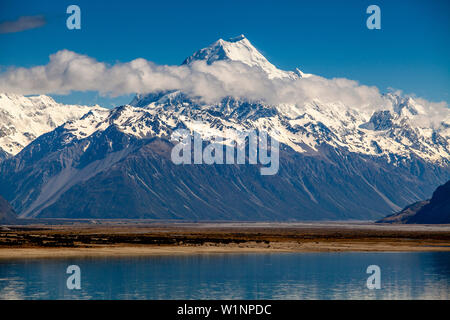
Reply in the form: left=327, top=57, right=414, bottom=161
left=0, top=252, right=449, bottom=300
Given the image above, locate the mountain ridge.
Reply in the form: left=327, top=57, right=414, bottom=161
left=378, top=180, right=450, bottom=224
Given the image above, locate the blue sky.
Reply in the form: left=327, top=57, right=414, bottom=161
left=0, top=0, right=449, bottom=107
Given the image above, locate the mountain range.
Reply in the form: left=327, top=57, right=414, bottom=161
left=0, top=35, right=449, bottom=221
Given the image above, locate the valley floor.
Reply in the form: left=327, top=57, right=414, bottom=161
left=1, top=221, right=450, bottom=258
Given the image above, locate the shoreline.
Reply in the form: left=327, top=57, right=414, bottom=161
left=2, top=241, right=450, bottom=259
left=1, top=222, right=450, bottom=258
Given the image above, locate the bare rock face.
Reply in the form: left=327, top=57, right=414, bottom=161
left=0, top=149, right=9, bottom=162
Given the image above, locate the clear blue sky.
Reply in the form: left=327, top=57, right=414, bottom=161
left=0, top=0, right=449, bottom=107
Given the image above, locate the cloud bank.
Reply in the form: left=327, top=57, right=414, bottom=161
left=0, top=15, right=46, bottom=34
left=0, top=50, right=448, bottom=127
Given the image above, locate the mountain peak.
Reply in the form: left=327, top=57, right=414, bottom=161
left=182, top=35, right=300, bottom=79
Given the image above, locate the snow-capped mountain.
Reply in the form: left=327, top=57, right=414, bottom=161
left=0, top=36, right=449, bottom=220
left=0, top=93, right=103, bottom=158
left=136, top=35, right=449, bottom=166
left=182, top=34, right=310, bottom=79
left=128, top=90, right=450, bottom=165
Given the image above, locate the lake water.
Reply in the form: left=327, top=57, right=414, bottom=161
left=0, top=252, right=449, bottom=300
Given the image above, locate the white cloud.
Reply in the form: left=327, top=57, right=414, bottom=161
left=0, top=49, right=448, bottom=127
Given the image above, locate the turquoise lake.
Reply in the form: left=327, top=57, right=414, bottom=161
left=0, top=252, right=449, bottom=299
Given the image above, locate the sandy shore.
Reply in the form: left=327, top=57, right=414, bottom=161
left=1, top=242, right=450, bottom=259
left=1, top=222, right=450, bottom=258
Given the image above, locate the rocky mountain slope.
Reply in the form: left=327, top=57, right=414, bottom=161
left=378, top=180, right=450, bottom=224
left=0, top=195, right=16, bottom=224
